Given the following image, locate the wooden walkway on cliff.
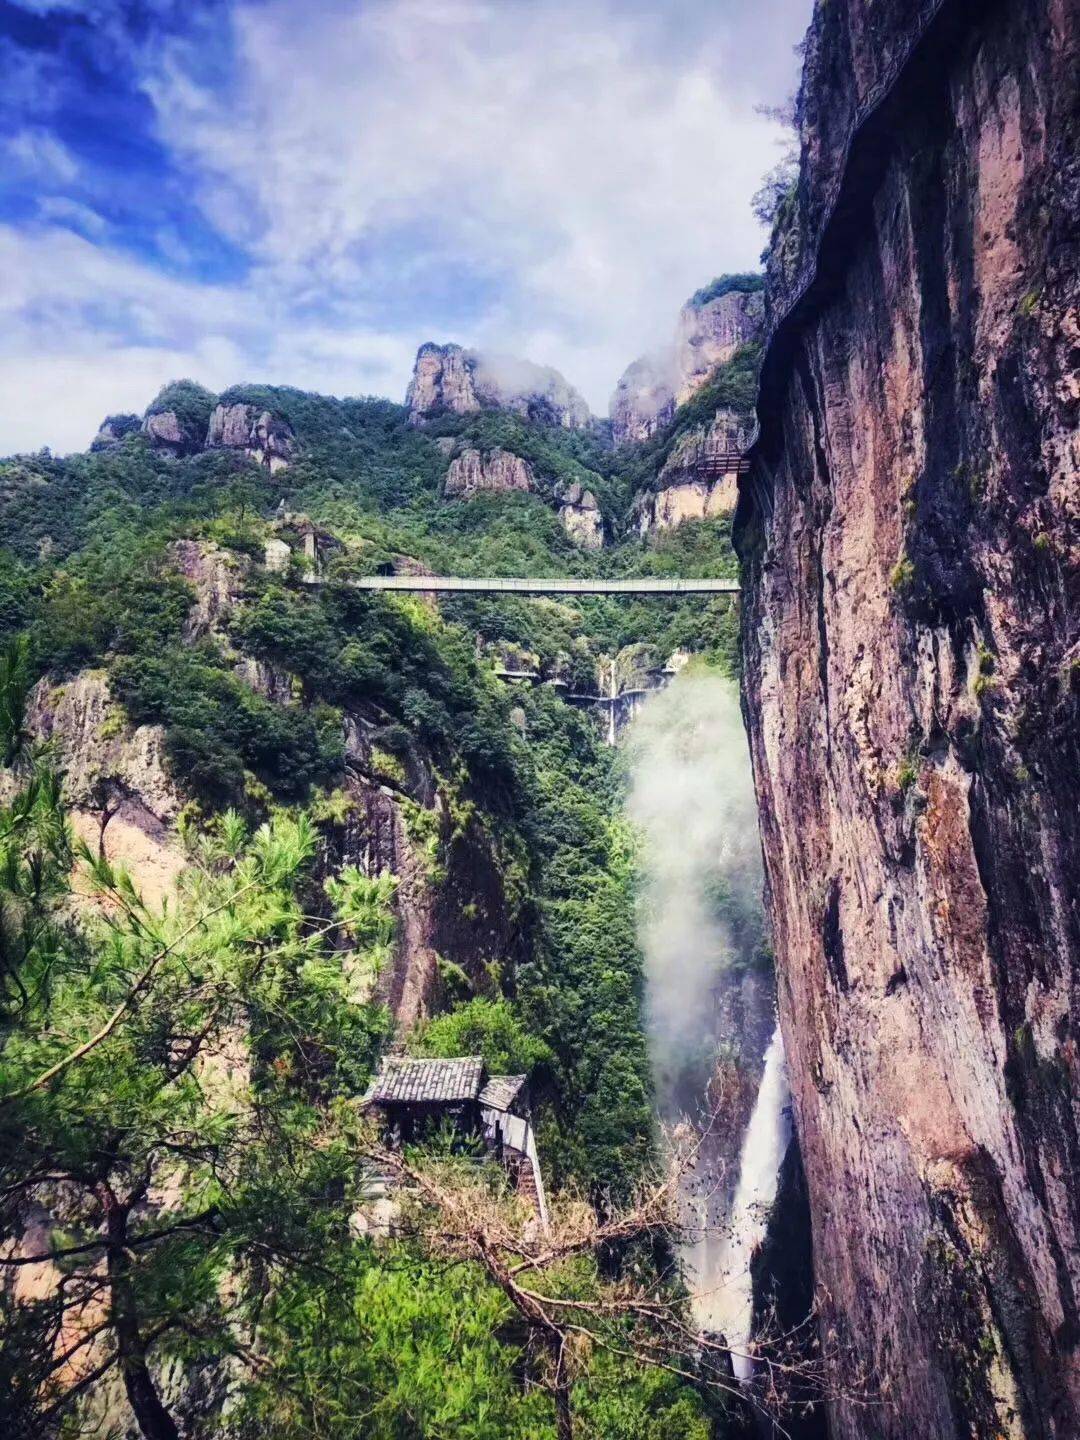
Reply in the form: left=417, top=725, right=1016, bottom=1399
left=302, top=575, right=739, bottom=596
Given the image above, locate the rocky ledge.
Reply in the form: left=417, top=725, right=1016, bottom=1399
left=92, top=383, right=298, bottom=472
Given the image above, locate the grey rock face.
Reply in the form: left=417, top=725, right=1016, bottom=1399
left=407, top=342, right=592, bottom=430
left=611, top=285, right=763, bottom=446
left=206, top=402, right=297, bottom=473
left=737, top=4, right=1080, bottom=1436
left=444, top=448, right=534, bottom=498
left=556, top=480, right=604, bottom=549
left=142, top=409, right=189, bottom=451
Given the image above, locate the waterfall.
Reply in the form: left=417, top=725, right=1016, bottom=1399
left=689, top=1026, right=791, bottom=1379
left=626, top=670, right=789, bottom=1384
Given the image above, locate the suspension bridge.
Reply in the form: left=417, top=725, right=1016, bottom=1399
left=302, top=574, right=739, bottom=596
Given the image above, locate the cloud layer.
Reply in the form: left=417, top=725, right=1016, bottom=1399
left=0, top=0, right=809, bottom=453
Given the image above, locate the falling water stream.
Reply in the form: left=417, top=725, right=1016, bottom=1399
left=691, top=1026, right=791, bottom=1376
left=626, top=670, right=791, bottom=1382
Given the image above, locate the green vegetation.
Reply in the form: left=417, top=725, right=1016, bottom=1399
left=412, top=995, right=554, bottom=1074
left=890, top=554, right=916, bottom=593
left=973, top=643, right=998, bottom=700
left=688, top=272, right=765, bottom=308
left=144, top=378, right=219, bottom=437
left=0, top=343, right=759, bottom=1436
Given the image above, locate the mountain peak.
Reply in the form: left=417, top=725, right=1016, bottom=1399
left=610, top=275, right=765, bottom=446
left=406, top=342, right=592, bottom=430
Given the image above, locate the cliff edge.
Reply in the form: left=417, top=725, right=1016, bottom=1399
left=737, top=1, right=1080, bottom=1436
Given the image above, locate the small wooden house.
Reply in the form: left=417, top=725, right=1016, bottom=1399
left=363, top=1055, right=549, bottom=1229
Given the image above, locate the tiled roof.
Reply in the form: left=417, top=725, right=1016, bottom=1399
left=366, top=1056, right=484, bottom=1106
left=478, top=1075, right=527, bottom=1112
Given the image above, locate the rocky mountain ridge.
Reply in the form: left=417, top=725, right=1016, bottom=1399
left=406, top=342, right=593, bottom=430
left=94, top=384, right=299, bottom=474
left=610, top=277, right=764, bottom=446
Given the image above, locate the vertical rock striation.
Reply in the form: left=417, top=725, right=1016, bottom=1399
left=206, top=402, right=297, bottom=472
left=736, top=1, right=1080, bottom=1436
left=443, top=447, right=534, bottom=498
left=611, top=279, right=764, bottom=446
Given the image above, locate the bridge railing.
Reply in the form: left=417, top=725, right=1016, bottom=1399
left=301, top=574, right=740, bottom=596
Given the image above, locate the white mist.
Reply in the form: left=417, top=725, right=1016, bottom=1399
left=626, top=669, right=790, bottom=1382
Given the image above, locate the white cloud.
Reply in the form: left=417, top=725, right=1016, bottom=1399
left=145, top=0, right=805, bottom=408
left=36, top=195, right=110, bottom=238
left=6, top=128, right=79, bottom=183
left=0, top=225, right=416, bottom=454
left=1, top=0, right=811, bottom=452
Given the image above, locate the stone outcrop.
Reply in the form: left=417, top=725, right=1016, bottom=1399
left=407, top=342, right=592, bottom=429
left=167, top=539, right=250, bottom=643
left=19, top=673, right=186, bottom=909
left=444, top=447, right=534, bottom=498
left=631, top=409, right=751, bottom=534
left=611, top=280, right=764, bottom=445
left=736, top=3, right=1080, bottom=1437
left=556, top=480, right=604, bottom=549
left=672, top=282, right=764, bottom=407
left=141, top=408, right=192, bottom=452
left=632, top=477, right=735, bottom=535
left=610, top=354, right=677, bottom=447
left=90, top=414, right=141, bottom=451
left=407, top=343, right=479, bottom=419
left=206, top=402, right=297, bottom=473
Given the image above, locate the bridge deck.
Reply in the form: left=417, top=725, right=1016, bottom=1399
left=303, top=575, right=739, bottom=596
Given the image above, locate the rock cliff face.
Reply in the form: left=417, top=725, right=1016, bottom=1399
left=671, top=283, right=764, bottom=409
left=17, top=539, right=520, bottom=1043
left=736, top=3, right=1080, bottom=1437
left=206, top=402, right=297, bottom=473
left=609, top=353, right=675, bottom=447
left=17, top=672, right=186, bottom=910
left=444, top=447, right=534, bottom=498
left=556, top=480, right=604, bottom=549
left=141, top=408, right=198, bottom=454
left=632, top=408, right=752, bottom=535
left=407, top=342, right=592, bottom=429
left=611, top=280, right=764, bottom=445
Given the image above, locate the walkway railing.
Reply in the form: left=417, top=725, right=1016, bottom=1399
left=302, top=575, right=739, bottom=596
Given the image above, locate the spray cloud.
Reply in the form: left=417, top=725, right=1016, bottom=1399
left=625, top=669, right=766, bottom=1115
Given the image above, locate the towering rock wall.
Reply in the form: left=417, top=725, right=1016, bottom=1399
left=736, top=2, right=1080, bottom=1437
left=611, top=281, right=764, bottom=445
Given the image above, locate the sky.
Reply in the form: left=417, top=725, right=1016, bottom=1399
left=0, top=0, right=810, bottom=454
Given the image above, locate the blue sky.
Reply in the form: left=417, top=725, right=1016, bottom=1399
left=0, top=0, right=810, bottom=453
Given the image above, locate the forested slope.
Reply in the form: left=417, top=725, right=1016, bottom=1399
left=0, top=359, right=753, bottom=1438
